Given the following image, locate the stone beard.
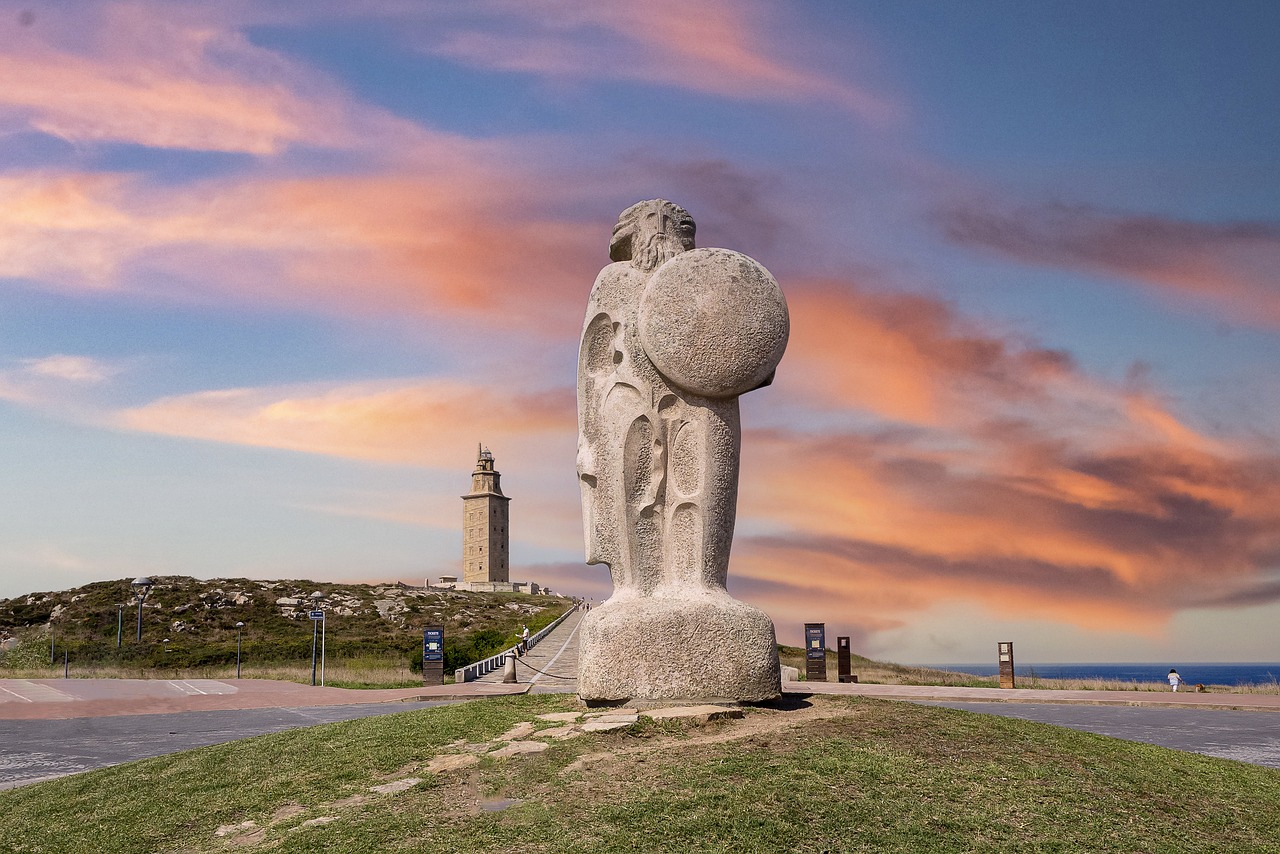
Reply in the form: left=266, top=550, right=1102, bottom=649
left=576, top=199, right=788, bottom=702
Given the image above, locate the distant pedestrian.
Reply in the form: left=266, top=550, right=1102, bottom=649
left=521, top=624, right=530, bottom=654
left=1168, top=668, right=1183, bottom=692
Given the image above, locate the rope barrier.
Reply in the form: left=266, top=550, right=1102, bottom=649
left=513, top=656, right=576, bottom=680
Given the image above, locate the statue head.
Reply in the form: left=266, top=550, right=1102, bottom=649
left=609, top=199, right=695, bottom=272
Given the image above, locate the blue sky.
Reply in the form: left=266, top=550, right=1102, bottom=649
left=1, top=1, right=1278, bottom=663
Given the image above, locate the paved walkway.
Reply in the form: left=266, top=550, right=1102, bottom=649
left=785, top=679, right=1280, bottom=712
left=477, top=605, right=583, bottom=692
left=0, top=700, right=461, bottom=790
left=0, top=676, right=523, bottom=721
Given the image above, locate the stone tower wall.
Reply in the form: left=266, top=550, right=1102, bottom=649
left=461, top=448, right=511, bottom=583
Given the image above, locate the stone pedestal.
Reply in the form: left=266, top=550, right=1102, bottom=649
left=577, top=593, right=781, bottom=703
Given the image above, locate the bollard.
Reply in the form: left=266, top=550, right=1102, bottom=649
left=502, top=651, right=518, bottom=684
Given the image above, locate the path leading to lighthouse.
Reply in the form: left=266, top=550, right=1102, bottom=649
left=476, top=605, right=583, bottom=693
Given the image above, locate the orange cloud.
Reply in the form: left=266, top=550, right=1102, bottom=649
left=938, top=200, right=1280, bottom=327
left=726, top=281, right=1280, bottom=640
left=0, top=166, right=600, bottom=333
left=423, top=0, right=899, bottom=124
left=116, top=378, right=575, bottom=468
left=0, top=3, right=371, bottom=154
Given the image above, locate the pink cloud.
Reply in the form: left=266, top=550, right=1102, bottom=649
left=0, top=165, right=601, bottom=337
left=722, top=280, right=1280, bottom=640
left=116, top=378, right=575, bottom=468
left=420, top=0, right=899, bottom=124
left=938, top=200, right=1280, bottom=327
left=0, top=2, right=375, bottom=154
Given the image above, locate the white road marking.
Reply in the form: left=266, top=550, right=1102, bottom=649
left=0, top=681, right=75, bottom=703
left=529, top=611, right=582, bottom=687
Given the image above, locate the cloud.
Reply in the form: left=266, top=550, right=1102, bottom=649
left=937, top=200, right=1280, bottom=326
left=0, top=353, right=121, bottom=407
left=116, top=377, right=575, bottom=468
left=725, top=279, right=1280, bottom=643
left=19, top=354, right=117, bottom=383
left=415, top=0, right=898, bottom=123
left=782, top=280, right=1076, bottom=427
left=0, top=2, right=377, bottom=154
left=0, top=166, right=601, bottom=335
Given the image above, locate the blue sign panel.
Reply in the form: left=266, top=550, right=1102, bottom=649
left=308, top=610, right=324, bottom=620
left=805, top=623, right=825, bottom=659
left=423, top=628, right=444, bottom=662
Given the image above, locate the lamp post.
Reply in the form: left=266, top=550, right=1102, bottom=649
left=235, top=621, right=245, bottom=679
left=116, top=604, right=124, bottom=649
left=131, top=577, right=153, bottom=642
left=310, top=591, right=325, bottom=686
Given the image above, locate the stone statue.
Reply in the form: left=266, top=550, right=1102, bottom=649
left=576, top=199, right=788, bottom=702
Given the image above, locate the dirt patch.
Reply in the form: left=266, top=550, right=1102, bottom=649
left=269, top=804, right=305, bottom=823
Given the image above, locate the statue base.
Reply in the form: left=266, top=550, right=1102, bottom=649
left=577, top=592, right=782, bottom=703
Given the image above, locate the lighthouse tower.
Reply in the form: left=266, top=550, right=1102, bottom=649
left=461, top=445, right=511, bottom=583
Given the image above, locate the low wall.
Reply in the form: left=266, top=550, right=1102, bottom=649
left=453, top=603, right=579, bottom=683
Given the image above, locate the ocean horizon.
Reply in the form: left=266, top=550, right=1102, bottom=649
left=926, top=662, right=1280, bottom=686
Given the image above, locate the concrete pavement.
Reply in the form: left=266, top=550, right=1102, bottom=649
left=0, top=676, right=525, bottom=721
left=477, top=605, right=583, bottom=693
left=0, top=700, right=460, bottom=790
left=784, top=679, right=1280, bottom=712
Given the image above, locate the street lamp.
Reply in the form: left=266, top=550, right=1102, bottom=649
left=235, top=621, right=245, bottom=679
left=310, top=591, right=325, bottom=686
left=131, top=577, right=153, bottom=642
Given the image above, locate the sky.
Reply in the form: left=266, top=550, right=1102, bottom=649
left=1, top=1, right=1278, bottom=664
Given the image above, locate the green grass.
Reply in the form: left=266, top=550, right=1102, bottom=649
left=3, top=695, right=1279, bottom=853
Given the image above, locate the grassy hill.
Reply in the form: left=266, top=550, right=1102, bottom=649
left=0, top=576, right=571, bottom=677
left=1, top=693, right=1277, bottom=852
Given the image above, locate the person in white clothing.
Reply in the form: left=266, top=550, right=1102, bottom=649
left=521, top=625, right=530, bottom=654
left=1167, top=668, right=1182, bottom=692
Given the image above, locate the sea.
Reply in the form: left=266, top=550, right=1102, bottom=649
left=928, top=663, right=1280, bottom=687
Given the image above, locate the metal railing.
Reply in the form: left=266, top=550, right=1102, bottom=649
left=453, top=602, right=580, bottom=683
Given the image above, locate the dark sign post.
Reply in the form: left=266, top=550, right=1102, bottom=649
left=804, top=623, right=827, bottom=682
left=837, top=636, right=857, bottom=683
left=998, top=641, right=1015, bottom=689
left=422, top=625, right=444, bottom=685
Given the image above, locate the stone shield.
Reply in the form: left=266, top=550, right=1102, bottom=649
left=638, top=248, right=789, bottom=399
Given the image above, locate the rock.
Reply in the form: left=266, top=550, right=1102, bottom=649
left=270, top=804, right=306, bottom=822
left=536, top=711, right=583, bottom=722
left=298, top=816, right=339, bottom=828
left=276, top=597, right=302, bottom=606
left=329, top=795, right=367, bottom=808
left=489, top=740, right=549, bottom=758
left=427, top=754, right=480, bottom=773
left=780, top=665, right=800, bottom=682
left=536, top=725, right=581, bottom=740
left=368, top=778, right=421, bottom=794
left=496, top=721, right=536, bottom=741
left=581, top=714, right=638, bottom=732
left=215, top=821, right=256, bottom=838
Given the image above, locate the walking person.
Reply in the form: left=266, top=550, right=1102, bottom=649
left=521, top=624, right=530, bottom=654
left=1168, top=668, right=1183, bottom=692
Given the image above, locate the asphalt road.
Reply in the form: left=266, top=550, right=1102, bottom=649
left=0, top=699, right=457, bottom=790
left=916, top=701, right=1280, bottom=769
